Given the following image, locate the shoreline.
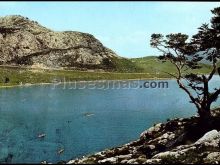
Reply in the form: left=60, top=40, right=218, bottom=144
left=0, top=65, right=217, bottom=89
left=0, top=73, right=218, bottom=89
left=65, top=108, right=220, bottom=164
left=0, top=77, right=175, bottom=89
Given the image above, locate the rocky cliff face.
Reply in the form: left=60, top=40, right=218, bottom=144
left=0, top=15, right=119, bottom=70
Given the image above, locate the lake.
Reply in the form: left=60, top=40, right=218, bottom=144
left=0, top=77, right=219, bottom=163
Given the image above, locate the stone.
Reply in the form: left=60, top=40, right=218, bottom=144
left=120, top=159, right=128, bottom=164
left=145, top=159, right=162, bottom=164
left=148, top=145, right=156, bottom=150
left=204, top=152, right=220, bottom=163
left=195, top=130, right=220, bottom=145
left=126, top=159, right=138, bottom=164
left=98, top=157, right=117, bottom=163
left=140, top=123, right=163, bottom=139
left=116, top=154, right=132, bottom=160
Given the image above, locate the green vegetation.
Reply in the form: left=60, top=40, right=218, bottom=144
left=0, top=56, right=218, bottom=87
left=0, top=65, right=170, bottom=87
left=108, top=55, right=218, bottom=74
left=110, top=56, right=143, bottom=73
left=131, top=56, right=175, bottom=73
left=131, top=56, right=217, bottom=75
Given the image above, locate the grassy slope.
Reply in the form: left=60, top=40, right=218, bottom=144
left=110, top=56, right=144, bottom=73
left=131, top=56, right=218, bottom=75
left=0, top=56, right=218, bottom=87
left=131, top=56, right=175, bottom=73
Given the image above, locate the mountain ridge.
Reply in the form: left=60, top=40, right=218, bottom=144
left=0, top=15, right=122, bottom=70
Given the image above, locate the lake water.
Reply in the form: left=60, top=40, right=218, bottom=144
left=0, top=77, right=219, bottom=163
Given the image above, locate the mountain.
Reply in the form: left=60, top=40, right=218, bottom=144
left=0, top=15, right=126, bottom=70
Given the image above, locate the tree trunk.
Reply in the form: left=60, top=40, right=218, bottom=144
left=198, top=106, right=211, bottom=121
left=199, top=76, right=212, bottom=121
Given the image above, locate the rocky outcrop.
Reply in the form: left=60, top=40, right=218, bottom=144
left=0, top=15, right=119, bottom=70
left=149, top=130, right=220, bottom=164
left=63, top=109, right=220, bottom=164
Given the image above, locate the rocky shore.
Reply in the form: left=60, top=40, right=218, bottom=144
left=58, top=109, right=220, bottom=164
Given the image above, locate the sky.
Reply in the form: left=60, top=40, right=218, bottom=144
left=0, top=2, right=219, bottom=58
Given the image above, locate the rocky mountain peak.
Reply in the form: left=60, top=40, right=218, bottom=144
left=0, top=15, right=51, bottom=34
left=0, top=15, right=119, bottom=70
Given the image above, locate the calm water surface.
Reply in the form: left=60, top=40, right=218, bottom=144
left=0, top=77, right=219, bottom=163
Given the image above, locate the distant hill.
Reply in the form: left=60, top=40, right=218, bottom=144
left=131, top=56, right=176, bottom=74
left=0, top=15, right=132, bottom=71
left=131, top=56, right=220, bottom=75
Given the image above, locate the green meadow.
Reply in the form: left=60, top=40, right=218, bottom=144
left=0, top=56, right=218, bottom=87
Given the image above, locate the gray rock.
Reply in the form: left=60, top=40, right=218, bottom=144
left=140, top=123, right=163, bottom=139
left=116, top=154, right=132, bottom=160
left=148, top=145, right=156, bottom=150
left=126, top=159, right=138, bottom=164
left=145, top=158, right=162, bottom=164
left=0, top=15, right=119, bottom=70
left=120, top=159, right=128, bottom=164
left=150, top=130, right=220, bottom=163
left=195, top=130, right=220, bottom=145
left=98, top=157, right=118, bottom=163
left=204, top=152, right=220, bottom=163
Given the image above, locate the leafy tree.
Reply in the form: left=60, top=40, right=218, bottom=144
left=150, top=7, right=220, bottom=120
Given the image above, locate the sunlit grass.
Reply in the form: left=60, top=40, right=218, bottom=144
left=0, top=56, right=217, bottom=87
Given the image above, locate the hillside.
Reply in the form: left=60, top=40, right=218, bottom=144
left=0, top=15, right=218, bottom=74
left=0, top=15, right=135, bottom=71
left=131, top=56, right=220, bottom=75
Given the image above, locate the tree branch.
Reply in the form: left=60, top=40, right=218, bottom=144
left=208, top=59, right=217, bottom=81
left=209, top=88, right=220, bottom=104
left=177, top=79, right=201, bottom=111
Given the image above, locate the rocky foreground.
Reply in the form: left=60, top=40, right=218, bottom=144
left=61, top=109, right=220, bottom=164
